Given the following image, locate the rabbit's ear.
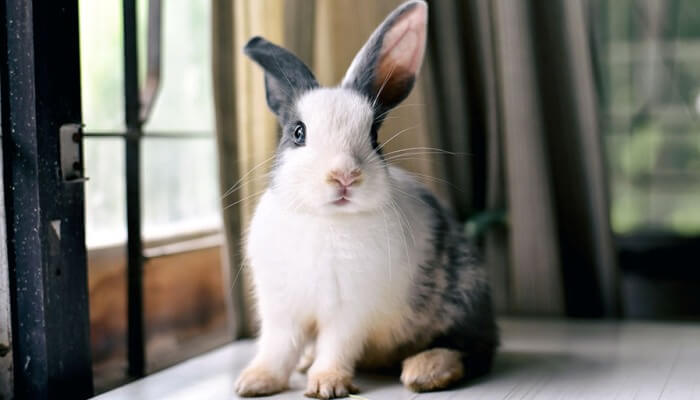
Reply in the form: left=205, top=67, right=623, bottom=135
left=342, top=1, right=427, bottom=114
left=244, top=36, right=319, bottom=122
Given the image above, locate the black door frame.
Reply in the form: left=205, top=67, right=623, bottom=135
left=1, top=0, right=93, bottom=398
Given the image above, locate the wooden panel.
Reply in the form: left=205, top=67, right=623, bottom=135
left=88, top=246, right=230, bottom=392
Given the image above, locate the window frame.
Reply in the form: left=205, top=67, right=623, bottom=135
left=80, top=0, right=225, bottom=380
left=1, top=0, right=93, bottom=397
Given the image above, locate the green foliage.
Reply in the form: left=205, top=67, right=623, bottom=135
left=596, top=0, right=700, bottom=236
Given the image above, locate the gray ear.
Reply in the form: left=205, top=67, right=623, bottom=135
left=342, top=1, right=428, bottom=115
left=244, top=36, right=319, bottom=123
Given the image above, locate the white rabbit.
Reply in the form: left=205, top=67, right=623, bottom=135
left=235, top=1, right=497, bottom=398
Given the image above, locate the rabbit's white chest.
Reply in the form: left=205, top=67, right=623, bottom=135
left=246, top=190, right=420, bottom=324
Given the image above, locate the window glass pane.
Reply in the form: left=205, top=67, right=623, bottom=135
left=142, top=138, right=221, bottom=241
left=85, top=139, right=127, bottom=391
left=141, top=0, right=215, bottom=134
left=79, top=0, right=125, bottom=132
left=596, top=0, right=700, bottom=235
left=84, top=138, right=126, bottom=248
left=88, top=246, right=127, bottom=393
left=144, top=248, right=229, bottom=373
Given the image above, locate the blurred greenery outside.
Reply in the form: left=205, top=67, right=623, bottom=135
left=598, top=0, right=700, bottom=235
left=79, top=1, right=700, bottom=247
left=79, top=0, right=220, bottom=248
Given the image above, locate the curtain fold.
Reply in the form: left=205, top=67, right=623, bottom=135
left=491, top=0, right=567, bottom=315
left=529, top=0, right=619, bottom=317
left=427, top=0, right=619, bottom=316
left=213, top=0, right=287, bottom=337
left=212, top=0, right=247, bottom=338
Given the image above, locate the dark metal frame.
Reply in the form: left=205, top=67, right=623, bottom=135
left=123, top=0, right=146, bottom=378
left=88, top=0, right=210, bottom=381
left=120, top=0, right=212, bottom=379
left=2, top=0, right=224, bottom=395
left=1, top=0, right=93, bottom=397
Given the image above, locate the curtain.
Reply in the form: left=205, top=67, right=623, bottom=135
left=212, top=0, right=620, bottom=332
left=427, top=0, right=619, bottom=317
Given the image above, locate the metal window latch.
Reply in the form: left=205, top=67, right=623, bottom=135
left=59, top=123, right=89, bottom=183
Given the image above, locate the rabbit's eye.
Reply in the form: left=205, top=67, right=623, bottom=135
left=292, top=122, right=306, bottom=146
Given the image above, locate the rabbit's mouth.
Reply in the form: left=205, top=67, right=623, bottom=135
left=332, top=186, right=352, bottom=206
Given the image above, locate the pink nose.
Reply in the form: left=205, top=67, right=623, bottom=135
left=329, top=168, right=362, bottom=187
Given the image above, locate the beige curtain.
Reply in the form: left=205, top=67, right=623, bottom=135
left=213, top=0, right=442, bottom=337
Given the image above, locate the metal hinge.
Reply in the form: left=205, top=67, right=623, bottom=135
left=59, top=123, right=89, bottom=183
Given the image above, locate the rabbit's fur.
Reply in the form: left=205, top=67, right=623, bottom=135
left=236, top=1, right=497, bottom=398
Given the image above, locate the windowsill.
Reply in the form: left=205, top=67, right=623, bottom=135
left=93, top=318, right=700, bottom=399
left=88, top=228, right=224, bottom=263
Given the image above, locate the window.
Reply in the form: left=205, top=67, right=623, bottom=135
left=592, top=0, right=700, bottom=319
left=79, top=0, right=229, bottom=392
left=594, top=0, right=700, bottom=236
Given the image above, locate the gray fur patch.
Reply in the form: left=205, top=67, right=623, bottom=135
left=244, top=36, right=318, bottom=125
left=407, top=188, right=498, bottom=378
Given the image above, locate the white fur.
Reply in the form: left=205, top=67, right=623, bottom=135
left=244, top=89, right=436, bottom=382
left=236, top=2, right=432, bottom=396
left=273, top=89, right=390, bottom=216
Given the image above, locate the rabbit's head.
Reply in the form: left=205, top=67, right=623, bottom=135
left=244, top=0, right=427, bottom=215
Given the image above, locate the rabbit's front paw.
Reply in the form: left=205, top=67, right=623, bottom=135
left=304, top=370, right=359, bottom=399
left=235, top=365, right=287, bottom=397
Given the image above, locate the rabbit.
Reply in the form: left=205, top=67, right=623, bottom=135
left=235, top=1, right=498, bottom=398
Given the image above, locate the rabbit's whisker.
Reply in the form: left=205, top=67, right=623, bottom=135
left=404, top=171, right=464, bottom=193
left=372, top=63, right=398, bottom=110
left=390, top=197, right=417, bottom=246
left=221, top=173, right=271, bottom=198
left=223, top=189, right=267, bottom=211
left=384, top=152, right=467, bottom=162
left=373, top=103, right=425, bottom=122
left=383, top=146, right=459, bottom=157
left=387, top=199, right=413, bottom=265
left=380, top=208, right=392, bottom=282
left=374, top=125, right=419, bottom=154
left=221, top=154, right=276, bottom=199
left=388, top=185, right=431, bottom=208
left=231, top=259, right=249, bottom=290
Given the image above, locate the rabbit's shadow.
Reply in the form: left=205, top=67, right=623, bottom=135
left=466, top=349, right=612, bottom=389
left=493, top=350, right=575, bottom=376
left=348, top=349, right=611, bottom=394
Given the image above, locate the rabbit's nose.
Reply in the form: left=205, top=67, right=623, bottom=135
left=328, top=168, right=362, bottom=187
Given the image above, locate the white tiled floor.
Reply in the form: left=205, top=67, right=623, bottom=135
left=95, top=319, right=700, bottom=399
